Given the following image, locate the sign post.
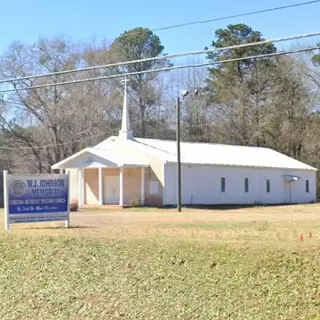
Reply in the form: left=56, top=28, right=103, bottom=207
left=65, top=171, right=70, bottom=228
left=3, top=171, right=70, bottom=231
left=3, top=171, right=9, bottom=231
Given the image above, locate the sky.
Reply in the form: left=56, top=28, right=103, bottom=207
left=0, top=0, right=320, bottom=56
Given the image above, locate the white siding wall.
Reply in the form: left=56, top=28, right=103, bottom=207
left=163, top=164, right=316, bottom=205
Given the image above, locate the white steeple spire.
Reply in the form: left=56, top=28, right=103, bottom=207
left=119, top=76, right=133, bottom=139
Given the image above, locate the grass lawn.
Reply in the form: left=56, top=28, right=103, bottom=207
left=0, top=204, right=320, bottom=319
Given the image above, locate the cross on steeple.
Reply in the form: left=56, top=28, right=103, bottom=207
left=118, top=76, right=133, bottom=139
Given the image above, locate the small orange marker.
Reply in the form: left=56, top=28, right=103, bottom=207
left=300, top=234, right=304, bottom=241
left=309, top=232, right=312, bottom=239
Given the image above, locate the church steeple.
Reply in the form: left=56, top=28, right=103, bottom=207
left=118, top=76, right=133, bottom=139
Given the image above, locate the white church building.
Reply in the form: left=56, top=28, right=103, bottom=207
left=52, top=84, right=317, bottom=207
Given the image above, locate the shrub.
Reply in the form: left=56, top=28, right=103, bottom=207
left=70, top=202, right=78, bottom=212
left=130, top=199, right=142, bottom=207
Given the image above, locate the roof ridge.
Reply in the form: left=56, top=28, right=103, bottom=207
left=136, top=137, right=270, bottom=149
left=130, top=138, right=177, bottom=157
left=92, top=147, right=115, bottom=151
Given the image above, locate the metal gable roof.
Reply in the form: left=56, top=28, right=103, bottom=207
left=52, top=136, right=317, bottom=171
left=123, top=137, right=317, bottom=171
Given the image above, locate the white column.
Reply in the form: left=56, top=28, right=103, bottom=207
left=98, top=167, right=103, bottom=206
left=81, top=169, right=85, bottom=206
left=141, top=167, right=145, bottom=205
left=119, top=167, right=124, bottom=207
left=59, top=169, right=64, bottom=174
left=78, top=169, right=82, bottom=207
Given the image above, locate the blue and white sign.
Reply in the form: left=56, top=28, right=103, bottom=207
left=3, top=171, right=70, bottom=230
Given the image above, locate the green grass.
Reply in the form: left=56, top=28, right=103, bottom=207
left=0, top=206, right=320, bottom=319
left=0, top=236, right=319, bottom=320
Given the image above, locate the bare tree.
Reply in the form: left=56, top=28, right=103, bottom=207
left=0, top=36, right=117, bottom=172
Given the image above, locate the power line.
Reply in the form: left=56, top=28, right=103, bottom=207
left=67, top=0, right=320, bottom=45
left=1, top=31, right=320, bottom=85
left=0, top=128, right=118, bottom=151
left=1, top=45, right=319, bottom=93
left=152, top=0, right=320, bottom=32
left=0, top=122, right=205, bottom=151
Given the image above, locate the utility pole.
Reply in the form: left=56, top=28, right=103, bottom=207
left=175, top=88, right=206, bottom=212
left=176, top=96, right=182, bottom=212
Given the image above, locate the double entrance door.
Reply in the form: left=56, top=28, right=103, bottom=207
left=103, top=176, right=120, bottom=204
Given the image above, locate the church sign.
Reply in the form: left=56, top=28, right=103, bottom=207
left=3, top=171, right=70, bottom=231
